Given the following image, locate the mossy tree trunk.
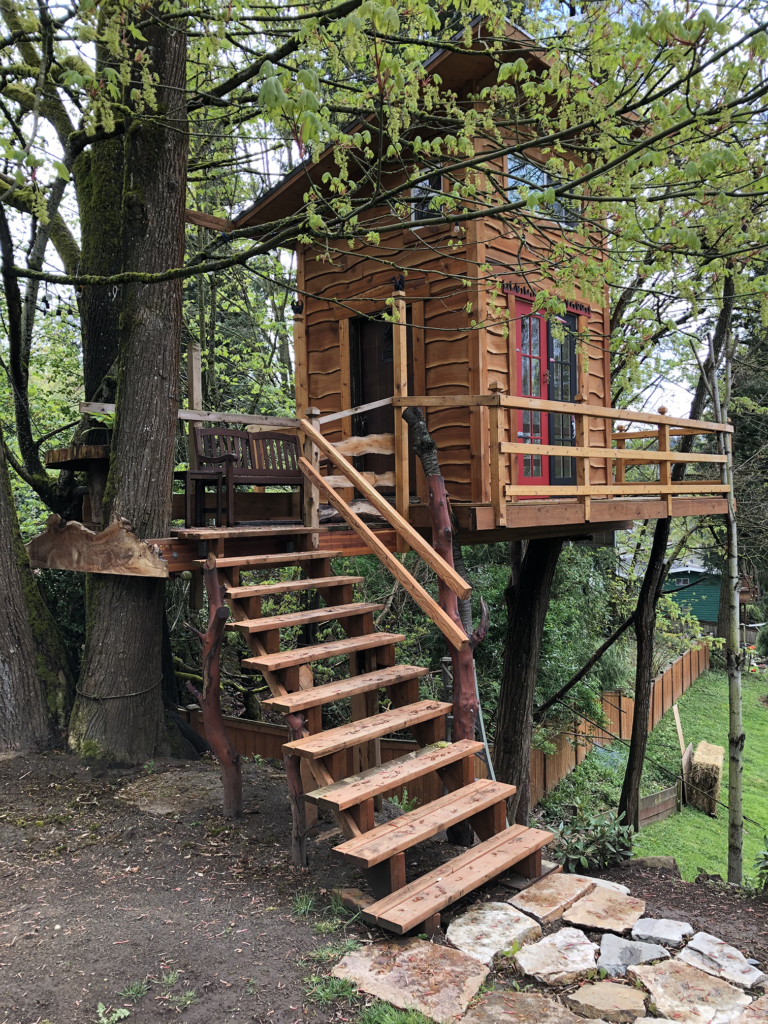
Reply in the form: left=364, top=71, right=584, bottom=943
left=69, top=15, right=188, bottom=762
left=0, top=424, right=74, bottom=751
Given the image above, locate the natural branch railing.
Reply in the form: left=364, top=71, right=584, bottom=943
left=392, top=394, right=732, bottom=526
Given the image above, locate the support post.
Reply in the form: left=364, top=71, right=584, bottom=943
left=488, top=383, right=505, bottom=526
left=615, top=424, right=626, bottom=484
left=574, top=407, right=590, bottom=520
left=392, top=290, right=409, bottom=552
left=303, top=407, right=321, bottom=549
left=657, top=407, right=673, bottom=516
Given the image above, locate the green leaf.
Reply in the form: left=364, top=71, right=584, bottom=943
left=52, top=160, right=70, bottom=182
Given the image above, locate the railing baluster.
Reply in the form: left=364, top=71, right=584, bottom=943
left=302, top=408, right=322, bottom=548
left=615, top=424, right=626, bottom=484
left=657, top=406, right=672, bottom=516
left=574, top=406, right=591, bottom=519
left=392, top=289, right=409, bottom=553
left=488, top=382, right=505, bottom=526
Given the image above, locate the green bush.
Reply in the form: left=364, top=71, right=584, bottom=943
left=549, top=805, right=634, bottom=873
left=757, top=625, right=768, bottom=658
left=755, top=836, right=768, bottom=889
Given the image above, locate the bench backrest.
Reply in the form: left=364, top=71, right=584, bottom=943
left=193, top=427, right=303, bottom=483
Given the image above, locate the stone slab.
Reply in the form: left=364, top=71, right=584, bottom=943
left=510, top=873, right=595, bottom=923
left=566, top=980, right=647, bottom=1022
left=678, top=932, right=766, bottom=989
left=628, top=960, right=753, bottom=1024
left=500, top=860, right=562, bottom=892
left=598, top=932, right=670, bottom=977
left=461, top=989, right=609, bottom=1024
left=332, top=938, right=488, bottom=1023
left=572, top=875, right=631, bottom=895
left=514, top=927, right=599, bottom=986
left=632, top=917, right=693, bottom=947
left=732, top=994, right=768, bottom=1022
left=563, top=887, right=646, bottom=933
left=446, top=902, right=541, bottom=966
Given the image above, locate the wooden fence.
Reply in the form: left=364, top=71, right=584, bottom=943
left=179, top=642, right=709, bottom=810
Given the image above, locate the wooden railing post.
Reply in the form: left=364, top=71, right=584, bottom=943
left=574, top=405, right=591, bottom=520
left=657, top=405, right=672, bottom=516
left=303, top=407, right=322, bottom=548
left=488, top=382, right=505, bottom=526
left=392, top=289, right=409, bottom=553
left=615, top=424, right=626, bottom=484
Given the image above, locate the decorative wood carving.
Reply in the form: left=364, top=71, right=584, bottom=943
left=26, top=515, right=169, bottom=577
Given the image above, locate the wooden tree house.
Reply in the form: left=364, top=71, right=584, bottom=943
left=30, top=24, right=733, bottom=936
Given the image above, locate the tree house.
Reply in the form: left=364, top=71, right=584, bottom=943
left=231, top=25, right=729, bottom=544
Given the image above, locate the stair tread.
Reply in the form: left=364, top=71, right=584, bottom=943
left=305, top=739, right=483, bottom=810
left=283, top=699, right=451, bottom=759
left=171, top=525, right=326, bottom=540
left=332, top=779, right=516, bottom=867
left=194, top=550, right=342, bottom=569
left=362, top=825, right=554, bottom=933
left=226, top=576, right=363, bottom=598
left=242, top=632, right=405, bottom=673
left=228, top=602, right=383, bottom=634
left=262, top=665, right=430, bottom=714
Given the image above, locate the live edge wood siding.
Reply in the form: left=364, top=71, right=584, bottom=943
left=299, top=214, right=610, bottom=503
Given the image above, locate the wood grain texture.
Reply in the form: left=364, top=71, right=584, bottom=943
left=262, top=664, right=431, bottom=715
left=27, top=515, right=169, bottom=577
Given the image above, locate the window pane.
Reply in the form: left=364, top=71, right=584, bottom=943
left=532, top=359, right=540, bottom=396
left=524, top=454, right=531, bottom=478
left=522, top=317, right=529, bottom=354
left=523, top=410, right=531, bottom=435
left=533, top=453, right=542, bottom=476
left=412, top=170, right=442, bottom=221
left=531, top=319, right=540, bottom=356
left=522, top=358, right=530, bottom=396
left=532, top=411, right=541, bottom=435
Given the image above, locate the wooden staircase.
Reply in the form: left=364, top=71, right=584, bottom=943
left=191, top=519, right=552, bottom=937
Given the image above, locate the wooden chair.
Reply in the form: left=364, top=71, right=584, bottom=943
left=176, top=427, right=303, bottom=527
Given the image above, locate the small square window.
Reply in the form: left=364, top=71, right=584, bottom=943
left=508, top=153, right=578, bottom=227
left=411, top=169, right=443, bottom=222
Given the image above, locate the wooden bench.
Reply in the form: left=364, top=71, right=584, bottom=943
left=176, top=427, right=303, bottom=527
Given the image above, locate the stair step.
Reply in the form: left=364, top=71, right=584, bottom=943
left=305, top=739, right=483, bottom=810
left=282, top=700, right=451, bottom=759
left=262, top=665, right=430, bottom=714
left=242, top=632, right=405, bottom=673
left=171, top=525, right=326, bottom=540
left=226, top=575, right=364, bottom=599
left=332, top=779, right=516, bottom=868
left=194, top=550, right=343, bottom=569
left=228, top=602, right=383, bottom=635
left=362, top=825, right=554, bottom=934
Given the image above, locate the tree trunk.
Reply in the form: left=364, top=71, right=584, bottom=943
left=493, top=538, right=563, bottom=825
left=70, top=15, right=187, bottom=762
left=618, top=517, right=670, bottom=829
left=0, top=424, right=73, bottom=751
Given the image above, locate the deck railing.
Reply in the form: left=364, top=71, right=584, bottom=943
left=392, top=393, right=732, bottom=526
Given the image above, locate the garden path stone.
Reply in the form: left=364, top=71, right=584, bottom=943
left=563, top=887, right=645, bottom=933
left=513, top=927, right=599, bottom=986
left=597, top=932, right=670, bottom=977
left=565, top=980, right=647, bottom=1021
left=628, top=960, right=752, bottom=1023
left=445, top=902, right=541, bottom=965
left=332, top=937, right=487, bottom=1023
left=631, top=917, right=693, bottom=947
left=678, top=932, right=767, bottom=989
left=572, top=875, right=631, bottom=895
left=731, top=994, right=768, bottom=1022
left=510, top=873, right=595, bottom=923
left=461, top=989, right=608, bottom=1024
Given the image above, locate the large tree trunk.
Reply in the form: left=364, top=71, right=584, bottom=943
left=0, top=425, right=73, bottom=751
left=69, top=15, right=187, bottom=762
left=493, top=538, right=563, bottom=825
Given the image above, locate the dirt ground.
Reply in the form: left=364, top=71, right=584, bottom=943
left=1, top=753, right=767, bottom=1024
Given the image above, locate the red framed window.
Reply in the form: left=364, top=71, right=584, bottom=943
left=516, top=308, right=549, bottom=483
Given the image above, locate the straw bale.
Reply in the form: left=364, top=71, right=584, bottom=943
left=689, top=741, right=723, bottom=816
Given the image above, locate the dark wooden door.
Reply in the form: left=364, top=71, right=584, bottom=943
left=350, top=315, right=415, bottom=495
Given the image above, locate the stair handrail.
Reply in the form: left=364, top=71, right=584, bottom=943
left=298, top=455, right=469, bottom=651
left=299, top=416, right=470, bottom=601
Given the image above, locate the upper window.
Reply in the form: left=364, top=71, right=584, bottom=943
left=508, top=154, right=578, bottom=228
left=411, top=169, right=443, bottom=222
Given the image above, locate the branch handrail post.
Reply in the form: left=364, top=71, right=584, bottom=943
left=392, top=289, right=410, bottom=553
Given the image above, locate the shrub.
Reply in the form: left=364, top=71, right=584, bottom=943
left=755, top=836, right=768, bottom=890
left=549, top=805, right=634, bottom=873
left=756, top=625, right=768, bottom=658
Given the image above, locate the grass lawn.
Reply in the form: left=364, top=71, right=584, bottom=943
left=539, top=668, right=768, bottom=882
